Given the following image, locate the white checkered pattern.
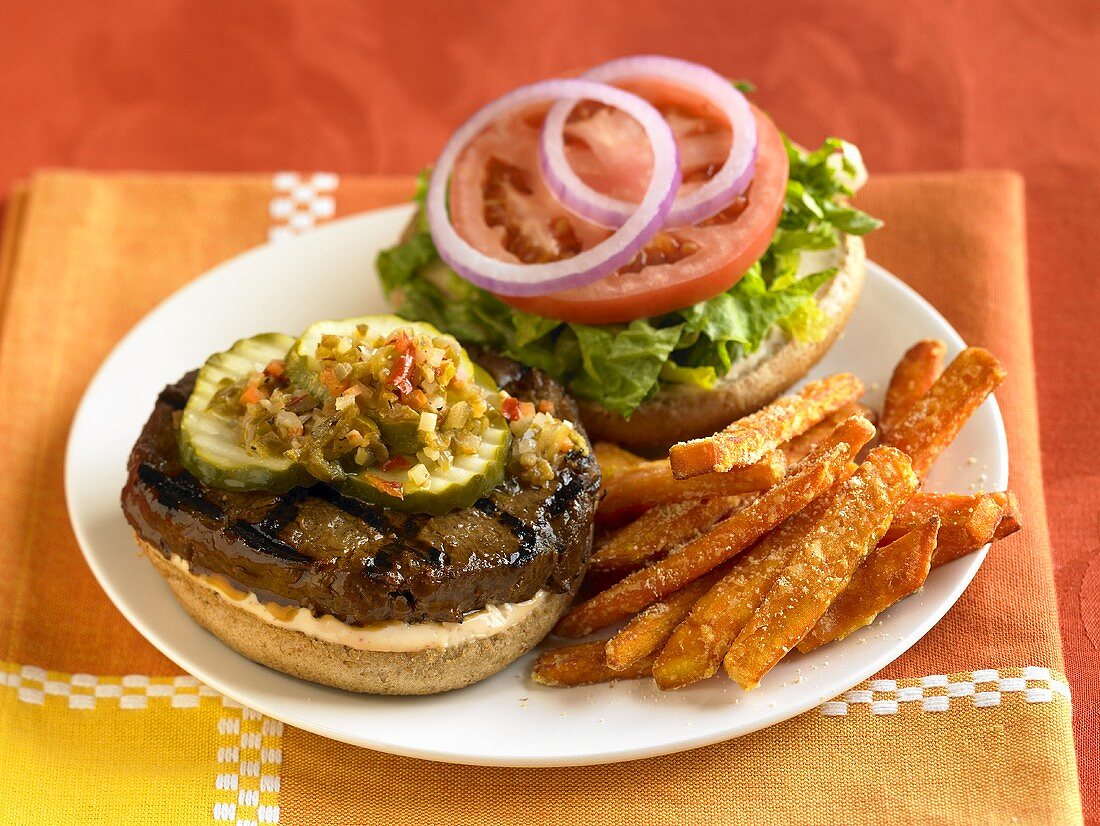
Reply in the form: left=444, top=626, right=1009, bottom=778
left=818, top=666, right=1070, bottom=716
left=214, top=707, right=283, bottom=825
left=0, top=665, right=221, bottom=710
left=268, top=171, right=339, bottom=243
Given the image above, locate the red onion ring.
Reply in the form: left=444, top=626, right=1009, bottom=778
left=540, top=55, right=758, bottom=229
left=426, top=79, right=681, bottom=297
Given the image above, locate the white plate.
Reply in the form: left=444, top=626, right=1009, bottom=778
left=66, top=204, right=1007, bottom=767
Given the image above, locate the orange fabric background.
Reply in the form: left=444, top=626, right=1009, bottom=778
left=0, top=0, right=1097, bottom=817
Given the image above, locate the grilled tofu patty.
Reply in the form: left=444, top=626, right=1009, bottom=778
left=121, top=350, right=601, bottom=625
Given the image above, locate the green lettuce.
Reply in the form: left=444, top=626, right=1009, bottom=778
left=377, top=134, right=880, bottom=418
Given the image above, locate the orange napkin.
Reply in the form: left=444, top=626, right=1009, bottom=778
left=0, top=170, right=1083, bottom=824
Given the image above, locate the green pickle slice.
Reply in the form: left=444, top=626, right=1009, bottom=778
left=178, top=332, right=308, bottom=492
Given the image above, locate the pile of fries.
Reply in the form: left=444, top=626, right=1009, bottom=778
left=534, top=342, right=1020, bottom=692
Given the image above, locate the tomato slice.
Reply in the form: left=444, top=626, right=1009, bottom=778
left=447, top=81, right=788, bottom=325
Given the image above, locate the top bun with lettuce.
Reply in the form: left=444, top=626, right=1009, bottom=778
left=377, top=56, right=879, bottom=450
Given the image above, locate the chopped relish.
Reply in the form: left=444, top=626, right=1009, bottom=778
left=209, top=324, right=492, bottom=491
left=507, top=409, right=588, bottom=488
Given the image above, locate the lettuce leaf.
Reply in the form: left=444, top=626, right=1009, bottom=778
left=376, top=133, right=880, bottom=418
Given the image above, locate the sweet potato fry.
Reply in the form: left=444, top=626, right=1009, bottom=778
left=779, top=402, right=877, bottom=464
left=799, top=415, right=876, bottom=466
left=651, top=464, right=858, bottom=690
left=532, top=640, right=653, bottom=687
left=604, top=567, right=728, bottom=671
left=883, top=491, right=1018, bottom=565
left=669, top=373, right=865, bottom=478
left=993, top=492, right=1022, bottom=539
left=598, top=452, right=785, bottom=526
left=881, top=340, right=947, bottom=436
left=555, top=441, right=855, bottom=639
left=593, top=442, right=645, bottom=481
left=797, top=518, right=939, bottom=653
left=724, top=446, right=919, bottom=690
left=590, top=496, right=753, bottom=579
left=883, top=347, right=1006, bottom=477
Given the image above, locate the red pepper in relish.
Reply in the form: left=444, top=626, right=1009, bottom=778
left=240, top=385, right=263, bottom=405
left=501, top=396, right=521, bottom=422
left=318, top=368, right=340, bottom=395
left=382, top=455, right=413, bottom=472
left=263, top=359, right=287, bottom=380
left=388, top=333, right=416, bottom=398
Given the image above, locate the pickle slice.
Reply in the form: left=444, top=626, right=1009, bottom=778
left=339, top=408, right=512, bottom=515
left=178, top=332, right=307, bottom=492
left=284, top=315, right=472, bottom=398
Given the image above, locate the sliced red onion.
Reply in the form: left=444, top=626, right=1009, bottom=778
left=426, top=79, right=680, bottom=297
left=540, top=55, right=758, bottom=228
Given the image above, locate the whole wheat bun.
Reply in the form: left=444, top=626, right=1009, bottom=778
left=579, top=234, right=866, bottom=451
left=140, top=537, right=573, bottom=695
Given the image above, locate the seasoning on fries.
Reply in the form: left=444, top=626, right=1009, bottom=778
left=798, top=518, right=939, bottom=652
left=669, top=373, right=864, bottom=478
left=598, top=451, right=786, bottom=525
left=724, top=447, right=919, bottom=690
left=883, top=347, right=1006, bottom=477
left=881, top=340, right=947, bottom=436
left=532, top=640, right=653, bottom=687
left=605, top=568, right=727, bottom=671
left=555, top=442, right=853, bottom=639
left=590, top=496, right=752, bottom=579
left=884, top=491, right=1019, bottom=565
left=798, top=414, right=876, bottom=467
left=780, top=402, right=876, bottom=464
left=651, top=468, right=856, bottom=690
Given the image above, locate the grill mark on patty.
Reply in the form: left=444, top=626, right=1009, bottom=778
left=312, top=485, right=446, bottom=569
left=497, top=510, right=538, bottom=562
left=260, top=486, right=311, bottom=532
left=229, top=520, right=311, bottom=564
left=362, top=547, right=394, bottom=574
left=477, top=494, right=541, bottom=565
left=138, top=465, right=446, bottom=570
left=137, top=464, right=223, bottom=520
left=237, top=486, right=314, bottom=563
left=473, top=497, right=497, bottom=515
left=546, top=464, right=585, bottom=518
left=139, top=463, right=310, bottom=564
left=311, top=483, right=393, bottom=534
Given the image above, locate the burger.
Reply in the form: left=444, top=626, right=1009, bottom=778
left=378, top=55, right=879, bottom=451
left=121, top=319, right=600, bottom=694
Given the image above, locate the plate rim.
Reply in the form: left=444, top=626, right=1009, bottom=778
left=64, top=207, right=1008, bottom=766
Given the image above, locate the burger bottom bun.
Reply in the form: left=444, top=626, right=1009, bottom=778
left=579, top=234, right=866, bottom=452
left=139, top=538, right=573, bottom=695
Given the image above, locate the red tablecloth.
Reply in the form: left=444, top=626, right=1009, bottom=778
left=1, top=1, right=1096, bottom=818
